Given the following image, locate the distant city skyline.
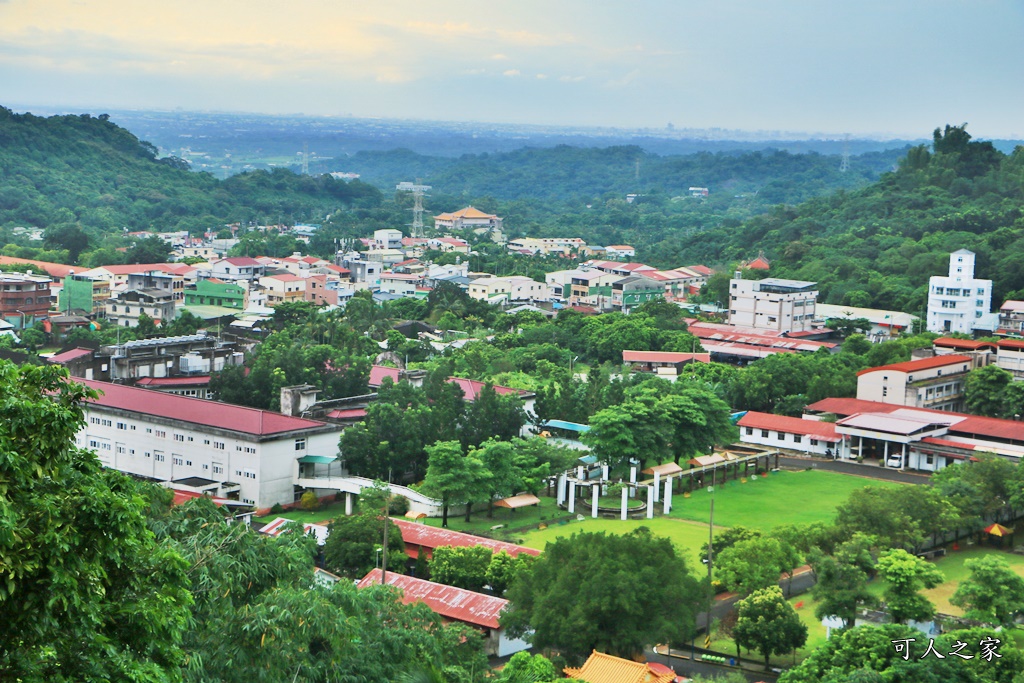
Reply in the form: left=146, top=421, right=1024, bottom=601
left=2, top=0, right=1022, bottom=139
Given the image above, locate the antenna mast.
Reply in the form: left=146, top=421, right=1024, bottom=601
left=839, top=135, right=851, bottom=173
left=301, top=142, right=310, bottom=176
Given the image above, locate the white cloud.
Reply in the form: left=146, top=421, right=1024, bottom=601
left=490, top=53, right=508, bottom=60
left=535, top=73, right=547, bottom=79
left=559, top=75, right=585, bottom=82
left=503, top=69, right=520, bottom=77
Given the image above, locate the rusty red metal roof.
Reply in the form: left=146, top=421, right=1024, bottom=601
left=79, top=379, right=334, bottom=436
left=392, top=519, right=540, bottom=558
left=738, top=411, right=841, bottom=442
left=622, top=350, right=710, bottom=364
left=357, top=569, right=509, bottom=629
left=855, top=354, right=972, bottom=376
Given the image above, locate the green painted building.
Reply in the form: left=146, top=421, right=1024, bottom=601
left=185, top=278, right=246, bottom=309
left=57, top=274, right=110, bottom=316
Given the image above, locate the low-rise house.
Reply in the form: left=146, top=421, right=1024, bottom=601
left=105, top=288, right=177, bottom=327
left=259, top=274, right=307, bottom=307
left=427, top=237, right=471, bottom=254
left=447, top=377, right=536, bottom=435
left=998, top=300, right=1024, bottom=336
left=356, top=569, right=530, bottom=657
left=58, top=273, right=111, bottom=316
left=603, top=245, right=636, bottom=260
left=855, top=355, right=972, bottom=412
left=506, top=237, right=586, bottom=256
left=207, top=257, right=267, bottom=282
left=0, top=270, right=52, bottom=330
left=622, top=350, right=710, bottom=377
left=185, top=278, right=247, bottom=309
left=738, top=411, right=840, bottom=456
left=611, top=275, right=663, bottom=313
left=467, top=276, right=549, bottom=304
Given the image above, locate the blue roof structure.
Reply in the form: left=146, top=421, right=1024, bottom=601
left=541, top=419, right=591, bottom=433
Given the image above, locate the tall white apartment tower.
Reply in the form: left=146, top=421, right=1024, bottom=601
left=927, top=249, right=992, bottom=334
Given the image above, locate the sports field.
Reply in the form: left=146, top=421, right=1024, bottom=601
left=667, top=468, right=903, bottom=529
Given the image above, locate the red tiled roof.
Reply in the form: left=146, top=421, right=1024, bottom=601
left=49, top=347, right=93, bottom=363
left=78, top=379, right=334, bottom=436
left=806, top=398, right=1024, bottom=443
left=135, top=376, right=211, bottom=387
left=357, top=569, right=509, bottom=629
left=171, top=489, right=239, bottom=507
left=263, top=273, right=305, bottom=282
left=220, top=257, right=262, bottom=267
left=447, top=377, right=533, bottom=400
left=90, top=263, right=184, bottom=276
left=921, top=436, right=975, bottom=450
left=0, top=255, right=76, bottom=278
left=622, top=350, right=710, bottom=364
left=686, top=264, right=713, bottom=276
left=855, top=354, right=972, bottom=377
left=324, top=264, right=351, bottom=274
left=369, top=365, right=401, bottom=387
left=738, top=411, right=841, bottom=442
left=933, top=337, right=997, bottom=350
left=999, top=339, right=1024, bottom=350
left=392, top=518, right=540, bottom=559
left=1000, top=300, right=1024, bottom=312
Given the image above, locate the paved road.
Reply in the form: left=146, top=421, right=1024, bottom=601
left=646, top=645, right=780, bottom=682
left=778, top=455, right=931, bottom=485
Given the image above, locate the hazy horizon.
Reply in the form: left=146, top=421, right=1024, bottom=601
left=2, top=0, right=1022, bottom=139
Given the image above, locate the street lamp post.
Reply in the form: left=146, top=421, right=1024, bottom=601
left=706, top=486, right=715, bottom=649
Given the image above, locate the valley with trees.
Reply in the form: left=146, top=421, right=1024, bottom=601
left=6, top=106, right=1024, bottom=683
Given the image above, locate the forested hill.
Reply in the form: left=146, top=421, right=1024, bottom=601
left=673, top=125, right=1024, bottom=313
left=0, top=107, right=381, bottom=234
left=349, top=144, right=906, bottom=203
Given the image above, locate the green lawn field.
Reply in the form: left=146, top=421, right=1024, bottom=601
left=667, top=469, right=904, bottom=529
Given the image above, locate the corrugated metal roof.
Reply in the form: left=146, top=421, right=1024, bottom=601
left=79, top=379, right=336, bottom=437
left=357, top=569, right=508, bottom=629
left=393, top=519, right=539, bottom=558
left=622, top=350, right=710, bottom=364
left=856, top=354, right=972, bottom=376
left=49, top=347, right=93, bottom=363
left=738, top=411, right=841, bottom=442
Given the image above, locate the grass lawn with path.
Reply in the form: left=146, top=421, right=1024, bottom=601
left=668, top=469, right=904, bottom=529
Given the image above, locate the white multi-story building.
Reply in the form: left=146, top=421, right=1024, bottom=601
left=727, top=276, right=818, bottom=333
left=76, top=380, right=343, bottom=509
left=927, top=250, right=992, bottom=334
left=856, top=355, right=973, bottom=412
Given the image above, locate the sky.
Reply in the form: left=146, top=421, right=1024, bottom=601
left=2, top=0, right=1022, bottom=138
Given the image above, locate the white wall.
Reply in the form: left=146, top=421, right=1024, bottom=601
left=739, top=426, right=833, bottom=456
left=78, top=407, right=341, bottom=508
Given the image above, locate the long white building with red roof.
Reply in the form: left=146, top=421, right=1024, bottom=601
left=75, top=379, right=343, bottom=508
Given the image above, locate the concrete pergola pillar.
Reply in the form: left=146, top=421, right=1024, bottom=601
left=653, top=471, right=661, bottom=503
left=663, top=476, right=672, bottom=514
left=602, top=465, right=609, bottom=481
left=557, top=475, right=566, bottom=506
left=345, top=491, right=353, bottom=516
left=577, top=465, right=585, bottom=480
left=568, top=481, right=576, bottom=514
left=592, top=485, right=599, bottom=519
left=630, top=466, right=637, bottom=485
left=646, top=485, right=654, bottom=519
left=621, top=486, right=629, bottom=521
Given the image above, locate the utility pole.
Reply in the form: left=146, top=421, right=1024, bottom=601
left=839, top=134, right=850, bottom=173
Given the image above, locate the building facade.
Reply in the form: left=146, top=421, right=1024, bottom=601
left=76, top=379, right=343, bottom=508
left=927, top=249, right=993, bottom=334
left=856, top=355, right=972, bottom=412
left=728, top=276, right=818, bottom=333
left=0, top=271, right=51, bottom=330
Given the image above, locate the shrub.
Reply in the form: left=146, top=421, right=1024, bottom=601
left=269, top=503, right=284, bottom=514
left=299, top=490, right=320, bottom=511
